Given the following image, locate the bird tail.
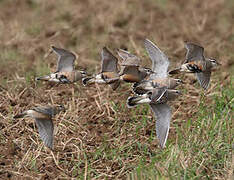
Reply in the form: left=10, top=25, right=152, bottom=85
left=127, top=96, right=139, bottom=108
left=168, top=68, right=181, bottom=75
left=14, top=112, right=27, bottom=119
left=82, top=77, right=95, bottom=86
left=35, top=75, right=50, bottom=81
left=126, top=94, right=150, bottom=108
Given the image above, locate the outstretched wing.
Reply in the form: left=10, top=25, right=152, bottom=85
left=51, top=46, right=76, bottom=72
left=184, top=42, right=205, bottom=63
left=144, top=39, right=169, bottom=79
left=117, top=49, right=141, bottom=67
left=150, top=103, right=171, bottom=148
left=35, top=117, right=54, bottom=149
left=196, top=71, right=211, bottom=90
left=101, top=47, right=118, bottom=73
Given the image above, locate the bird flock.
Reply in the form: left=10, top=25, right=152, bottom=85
left=14, top=39, right=221, bottom=149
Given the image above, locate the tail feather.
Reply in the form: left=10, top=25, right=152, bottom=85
left=14, top=112, right=27, bottom=119
left=35, top=75, right=50, bottom=81
left=82, top=77, right=94, bottom=86
left=127, top=94, right=149, bottom=108
left=169, top=68, right=181, bottom=75
left=127, top=96, right=139, bottom=108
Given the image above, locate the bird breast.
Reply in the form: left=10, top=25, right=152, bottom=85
left=121, top=74, right=141, bottom=83
left=102, top=72, right=119, bottom=79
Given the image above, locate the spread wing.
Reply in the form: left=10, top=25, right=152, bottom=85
left=184, top=42, right=205, bottom=63
left=51, top=46, right=76, bottom=72
left=144, top=39, right=169, bottom=79
left=117, top=49, right=141, bottom=67
left=35, top=117, right=54, bottom=149
left=150, top=103, right=171, bottom=148
left=101, top=47, right=118, bottom=73
left=196, top=71, right=211, bottom=90
left=121, top=66, right=139, bottom=76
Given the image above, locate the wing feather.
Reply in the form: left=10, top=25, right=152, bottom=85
left=184, top=42, right=205, bottom=63
left=101, top=47, right=118, bottom=73
left=52, top=46, right=76, bottom=72
left=117, top=49, right=141, bottom=67
left=144, top=39, right=169, bottom=79
left=150, top=103, right=171, bottom=148
left=196, top=71, right=211, bottom=90
left=35, top=117, right=54, bottom=149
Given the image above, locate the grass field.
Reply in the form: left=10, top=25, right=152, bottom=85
left=0, top=0, right=233, bottom=179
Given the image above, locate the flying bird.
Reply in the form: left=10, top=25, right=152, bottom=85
left=82, top=47, right=121, bottom=90
left=133, top=39, right=183, bottom=95
left=169, top=42, right=221, bottom=89
left=117, top=48, right=153, bottom=83
left=13, top=105, right=65, bottom=149
left=36, top=46, right=87, bottom=83
left=127, top=87, right=181, bottom=148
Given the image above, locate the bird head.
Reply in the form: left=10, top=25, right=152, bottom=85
left=209, top=58, right=221, bottom=67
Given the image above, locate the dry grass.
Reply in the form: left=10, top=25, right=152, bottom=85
left=0, top=0, right=233, bottom=179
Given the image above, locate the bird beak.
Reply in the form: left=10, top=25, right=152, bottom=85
left=217, top=62, right=222, bottom=66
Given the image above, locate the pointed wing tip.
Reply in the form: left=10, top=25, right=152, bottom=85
left=101, top=47, right=111, bottom=56
left=144, top=38, right=160, bottom=51
left=46, top=143, right=54, bottom=150
left=160, top=142, right=166, bottom=149
left=144, top=38, right=152, bottom=45
left=144, top=38, right=150, bottom=42
left=144, top=38, right=157, bottom=46
left=201, top=83, right=209, bottom=90
left=185, top=42, right=204, bottom=49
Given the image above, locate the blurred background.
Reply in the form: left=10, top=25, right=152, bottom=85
left=0, top=0, right=233, bottom=179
